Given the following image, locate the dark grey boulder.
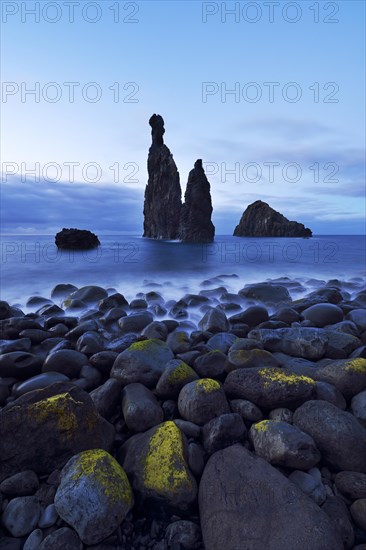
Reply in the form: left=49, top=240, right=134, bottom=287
left=248, top=327, right=328, bottom=360
left=55, top=228, right=100, bottom=250
left=293, top=400, right=366, bottom=472
left=321, top=496, right=355, bottom=549
left=0, top=352, right=43, bottom=379
left=178, top=379, right=230, bottom=425
left=42, top=349, right=88, bottom=378
left=0, top=470, right=39, bottom=497
left=335, top=471, right=366, bottom=500
left=38, top=527, right=82, bottom=550
left=302, top=303, right=344, bottom=327
left=199, top=444, right=342, bottom=550
left=198, top=307, right=229, bottom=333
left=202, top=413, right=246, bottom=454
left=156, top=359, right=198, bottom=399
left=122, top=383, right=164, bottom=432
left=351, top=390, right=366, bottom=427
left=90, top=378, right=122, bottom=420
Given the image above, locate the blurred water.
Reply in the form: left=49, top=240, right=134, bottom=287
left=1, top=234, right=365, bottom=308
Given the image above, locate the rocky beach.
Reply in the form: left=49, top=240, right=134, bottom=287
left=1, top=275, right=366, bottom=549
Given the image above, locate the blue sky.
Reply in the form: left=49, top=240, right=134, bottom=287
left=1, top=0, right=365, bottom=235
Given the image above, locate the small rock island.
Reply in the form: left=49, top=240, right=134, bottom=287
left=55, top=228, right=100, bottom=250
left=233, top=200, right=312, bottom=238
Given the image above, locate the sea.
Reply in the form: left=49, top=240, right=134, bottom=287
left=1, top=235, right=365, bottom=311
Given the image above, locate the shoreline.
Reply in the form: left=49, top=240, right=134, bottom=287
left=1, top=276, right=366, bottom=548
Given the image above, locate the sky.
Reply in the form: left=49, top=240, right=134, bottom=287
left=1, top=0, right=365, bottom=235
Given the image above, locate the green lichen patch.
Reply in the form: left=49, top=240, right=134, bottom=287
left=258, top=368, right=315, bottom=388
left=345, top=358, right=366, bottom=374
left=70, top=449, right=133, bottom=505
left=168, top=361, right=197, bottom=384
left=196, top=379, right=221, bottom=393
left=127, top=339, right=162, bottom=352
left=30, top=392, right=81, bottom=433
left=253, top=420, right=271, bottom=433
left=143, top=421, right=194, bottom=496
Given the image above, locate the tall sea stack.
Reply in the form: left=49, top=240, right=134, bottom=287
left=233, top=200, right=312, bottom=238
left=180, top=159, right=215, bottom=243
left=143, top=114, right=182, bottom=239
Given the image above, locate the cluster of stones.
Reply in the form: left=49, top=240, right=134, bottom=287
left=0, top=276, right=366, bottom=549
left=143, top=115, right=215, bottom=243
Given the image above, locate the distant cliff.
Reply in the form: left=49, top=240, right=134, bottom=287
left=180, top=159, right=215, bottom=243
left=233, top=201, right=312, bottom=238
left=143, top=114, right=182, bottom=239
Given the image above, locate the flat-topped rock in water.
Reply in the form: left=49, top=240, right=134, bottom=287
left=233, top=200, right=312, bottom=237
left=143, top=114, right=182, bottom=239
left=180, top=159, right=215, bottom=243
left=55, top=228, right=100, bottom=250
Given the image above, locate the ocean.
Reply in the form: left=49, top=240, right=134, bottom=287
left=1, top=235, right=365, bottom=310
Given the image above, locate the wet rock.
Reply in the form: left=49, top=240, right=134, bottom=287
left=239, top=282, right=292, bottom=304
left=350, top=499, right=366, bottom=531
left=2, top=496, right=41, bottom=537
left=23, top=529, right=43, bottom=550
left=142, top=321, right=169, bottom=340
left=90, top=378, right=122, bottom=420
left=0, top=352, right=43, bottom=379
left=111, top=339, right=174, bottom=388
left=288, top=468, right=326, bottom=505
left=156, top=359, right=198, bottom=399
left=351, top=390, right=366, bottom=427
left=250, top=420, right=320, bottom=469
left=173, top=419, right=200, bottom=439
left=76, top=331, right=104, bottom=355
left=206, top=332, right=237, bottom=353
left=229, top=398, right=263, bottom=422
left=0, top=470, right=39, bottom=497
left=293, top=400, right=366, bottom=472
left=314, top=381, right=346, bottom=410
left=346, top=309, right=366, bottom=331
left=194, top=350, right=227, bottom=378
left=65, top=285, right=107, bottom=305
left=198, top=307, right=229, bottom=334
left=0, top=382, right=114, bottom=481
left=165, top=520, right=202, bottom=549
left=335, top=471, right=366, bottom=500
left=199, top=444, right=342, bottom=550
left=179, top=159, right=215, bottom=243
left=143, top=114, right=182, bottom=240
left=122, top=383, right=164, bottom=432
left=202, top=413, right=246, bottom=455
left=230, top=306, right=269, bottom=327
left=323, top=330, right=361, bottom=359
left=225, top=367, right=315, bottom=409
left=302, top=303, right=343, bottom=327
left=119, top=421, right=197, bottom=511
left=0, top=338, right=32, bottom=354
left=51, top=284, right=78, bottom=300
left=42, top=349, right=88, bottom=378
left=226, top=348, right=280, bottom=372
left=268, top=407, right=293, bottom=423
left=312, top=358, right=366, bottom=398
left=38, top=503, right=58, bottom=528
left=38, top=527, right=82, bottom=549
left=248, top=327, right=328, bottom=360
left=54, top=449, right=133, bottom=545
left=13, top=372, right=69, bottom=397
left=167, top=331, right=191, bottom=354
left=178, top=379, right=230, bottom=425
left=322, top=496, right=355, bottom=549
left=118, top=312, right=154, bottom=334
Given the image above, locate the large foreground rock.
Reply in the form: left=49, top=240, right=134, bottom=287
left=55, top=449, right=133, bottom=545
left=119, top=421, right=197, bottom=511
left=143, top=114, right=182, bottom=239
left=293, top=400, right=366, bottom=472
left=179, top=159, right=215, bottom=243
left=0, top=382, right=114, bottom=482
left=55, top=228, right=100, bottom=250
left=233, top=200, right=312, bottom=237
left=199, top=444, right=342, bottom=550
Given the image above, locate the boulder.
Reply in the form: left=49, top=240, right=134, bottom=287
left=199, top=444, right=342, bottom=550
left=0, top=382, right=114, bottom=482
left=178, top=379, right=230, bottom=425
left=248, top=327, right=328, bottom=360
left=54, top=449, right=133, bottom=545
left=122, top=383, right=164, bottom=432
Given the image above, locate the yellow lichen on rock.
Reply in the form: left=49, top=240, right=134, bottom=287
left=345, top=358, right=366, bottom=374
left=196, top=379, right=221, bottom=393
left=30, top=392, right=81, bottom=433
left=70, top=449, right=134, bottom=505
left=127, top=339, right=160, bottom=352
left=143, top=421, right=193, bottom=496
left=258, top=368, right=315, bottom=387
left=168, top=362, right=196, bottom=384
left=253, top=420, right=271, bottom=433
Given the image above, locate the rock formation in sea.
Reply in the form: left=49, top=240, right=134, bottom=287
left=55, top=228, right=100, bottom=250
left=180, top=159, right=215, bottom=243
left=143, top=114, right=182, bottom=239
left=233, top=200, right=312, bottom=238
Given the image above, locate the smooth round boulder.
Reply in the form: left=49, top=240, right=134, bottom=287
left=206, top=332, right=237, bottom=353
left=38, top=527, right=82, bottom=549
left=0, top=470, right=39, bottom=497
left=224, top=367, right=316, bottom=409
left=250, top=420, right=320, bottom=469
left=65, top=285, right=107, bottom=304
left=42, top=349, right=88, bottom=378
left=350, top=499, right=366, bottom=531
left=335, top=471, right=366, bottom=500
left=118, top=312, right=154, bottom=334
left=199, top=444, right=342, bottom=550
left=111, top=339, right=174, bottom=388
left=248, top=327, right=328, bottom=360
left=346, top=309, right=366, bottom=332
left=302, top=303, right=343, bottom=327
left=178, top=379, right=230, bottom=425
left=198, top=307, right=229, bottom=334
left=293, top=400, right=366, bottom=472
left=194, top=350, right=227, bottom=378
left=0, top=352, right=43, bottom=379
left=2, top=496, right=41, bottom=537
left=54, top=449, right=133, bottom=545
left=229, top=399, right=263, bottom=422
left=202, top=413, right=246, bottom=454
left=351, top=390, right=366, bottom=427
left=288, top=469, right=326, bottom=505
left=13, top=372, right=69, bottom=397
left=226, top=348, right=280, bottom=372
left=312, top=358, right=366, bottom=398
left=156, top=359, right=199, bottom=399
